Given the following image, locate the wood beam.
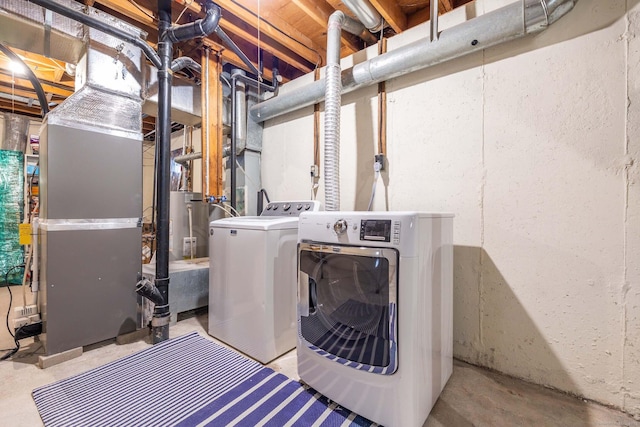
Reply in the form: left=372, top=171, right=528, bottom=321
left=0, top=100, right=45, bottom=117
left=173, top=0, right=325, bottom=67
left=407, top=7, right=430, bottom=28
left=95, top=0, right=309, bottom=76
left=201, top=48, right=223, bottom=199
left=220, top=17, right=314, bottom=74
left=0, top=73, right=73, bottom=97
left=94, top=0, right=155, bottom=26
left=202, top=39, right=275, bottom=82
left=439, top=0, right=454, bottom=12
left=369, top=0, right=407, bottom=33
left=407, top=0, right=456, bottom=28
left=291, top=0, right=359, bottom=54
left=0, top=84, right=56, bottom=101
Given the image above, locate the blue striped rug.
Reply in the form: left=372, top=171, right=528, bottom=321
left=32, top=332, right=376, bottom=427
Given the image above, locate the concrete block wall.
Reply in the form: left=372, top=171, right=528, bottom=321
left=261, top=0, right=640, bottom=416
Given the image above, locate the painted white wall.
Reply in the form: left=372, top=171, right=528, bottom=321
left=261, top=0, right=640, bottom=416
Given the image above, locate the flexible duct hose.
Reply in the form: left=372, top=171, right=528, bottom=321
left=324, top=61, right=341, bottom=211
left=324, top=12, right=355, bottom=211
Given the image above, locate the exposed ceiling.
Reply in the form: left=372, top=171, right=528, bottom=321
left=0, top=0, right=473, bottom=132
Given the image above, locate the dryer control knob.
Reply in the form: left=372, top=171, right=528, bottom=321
left=333, top=219, right=348, bottom=235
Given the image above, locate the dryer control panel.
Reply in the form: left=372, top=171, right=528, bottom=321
left=261, top=200, right=322, bottom=217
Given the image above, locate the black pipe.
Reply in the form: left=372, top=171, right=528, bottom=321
left=170, top=56, right=202, bottom=74
left=215, top=28, right=260, bottom=76
left=152, top=0, right=173, bottom=344
left=27, top=0, right=161, bottom=69
left=164, top=2, right=220, bottom=43
left=230, top=69, right=280, bottom=210
left=136, top=278, right=164, bottom=306
left=0, top=44, right=49, bottom=118
left=152, top=1, right=222, bottom=344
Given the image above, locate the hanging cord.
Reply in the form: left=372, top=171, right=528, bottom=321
left=235, top=159, right=260, bottom=194
left=175, top=0, right=193, bottom=23
left=367, top=160, right=382, bottom=211
left=1, top=265, right=26, bottom=361
left=210, top=203, right=238, bottom=217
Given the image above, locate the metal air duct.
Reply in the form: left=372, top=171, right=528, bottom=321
left=323, top=11, right=366, bottom=211
left=250, top=0, right=579, bottom=123
left=342, top=0, right=384, bottom=32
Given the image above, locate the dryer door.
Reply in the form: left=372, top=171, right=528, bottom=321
left=298, top=243, right=398, bottom=374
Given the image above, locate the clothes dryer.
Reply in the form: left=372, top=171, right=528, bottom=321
left=297, top=211, right=453, bottom=427
left=208, top=201, right=320, bottom=363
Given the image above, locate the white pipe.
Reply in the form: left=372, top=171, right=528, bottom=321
left=249, top=0, right=578, bottom=123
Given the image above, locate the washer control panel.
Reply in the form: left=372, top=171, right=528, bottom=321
left=261, top=200, right=322, bottom=217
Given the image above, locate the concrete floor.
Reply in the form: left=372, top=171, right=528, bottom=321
left=1, top=312, right=638, bottom=427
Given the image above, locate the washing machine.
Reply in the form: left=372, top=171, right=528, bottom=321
left=297, top=211, right=453, bottom=427
left=208, top=200, right=321, bottom=363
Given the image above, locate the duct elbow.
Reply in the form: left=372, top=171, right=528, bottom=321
left=165, top=1, right=221, bottom=43
left=342, top=0, right=384, bottom=33
left=525, top=0, right=578, bottom=33
left=171, top=56, right=202, bottom=74
left=545, top=0, right=579, bottom=25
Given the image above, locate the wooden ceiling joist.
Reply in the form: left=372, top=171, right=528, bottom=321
left=439, top=0, right=454, bottom=12
left=220, top=16, right=314, bottom=74
left=0, top=73, right=74, bottom=98
left=369, top=0, right=407, bottom=33
left=172, top=0, right=326, bottom=67
left=291, top=0, right=360, bottom=54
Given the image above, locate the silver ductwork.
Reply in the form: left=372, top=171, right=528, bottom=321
left=342, top=0, right=384, bottom=33
left=250, top=0, right=579, bottom=123
left=32, top=3, right=146, bottom=135
left=1, top=113, right=30, bottom=152
left=0, top=0, right=84, bottom=64
left=143, top=65, right=202, bottom=126
left=324, top=11, right=365, bottom=211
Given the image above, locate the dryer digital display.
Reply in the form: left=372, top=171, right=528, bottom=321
left=360, top=219, right=391, bottom=242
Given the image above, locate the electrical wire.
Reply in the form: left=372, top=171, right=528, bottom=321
left=175, top=0, right=193, bottom=23
left=235, top=159, right=260, bottom=193
left=1, top=264, right=25, bottom=361
left=128, top=0, right=157, bottom=22
left=367, top=165, right=382, bottom=211
left=223, top=203, right=241, bottom=217
left=210, top=203, right=237, bottom=217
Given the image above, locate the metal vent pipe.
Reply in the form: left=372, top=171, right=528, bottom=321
left=250, top=0, right=579, bottom=123
left=323, top=11, right=366, bottom=211
left=342, top=0, right=384, bottom=32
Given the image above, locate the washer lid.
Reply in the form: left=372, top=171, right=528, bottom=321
left=209, top=216, right=300, bottom=231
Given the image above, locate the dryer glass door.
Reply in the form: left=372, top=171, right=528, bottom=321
left=298, top=243, right=398, bottom=374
